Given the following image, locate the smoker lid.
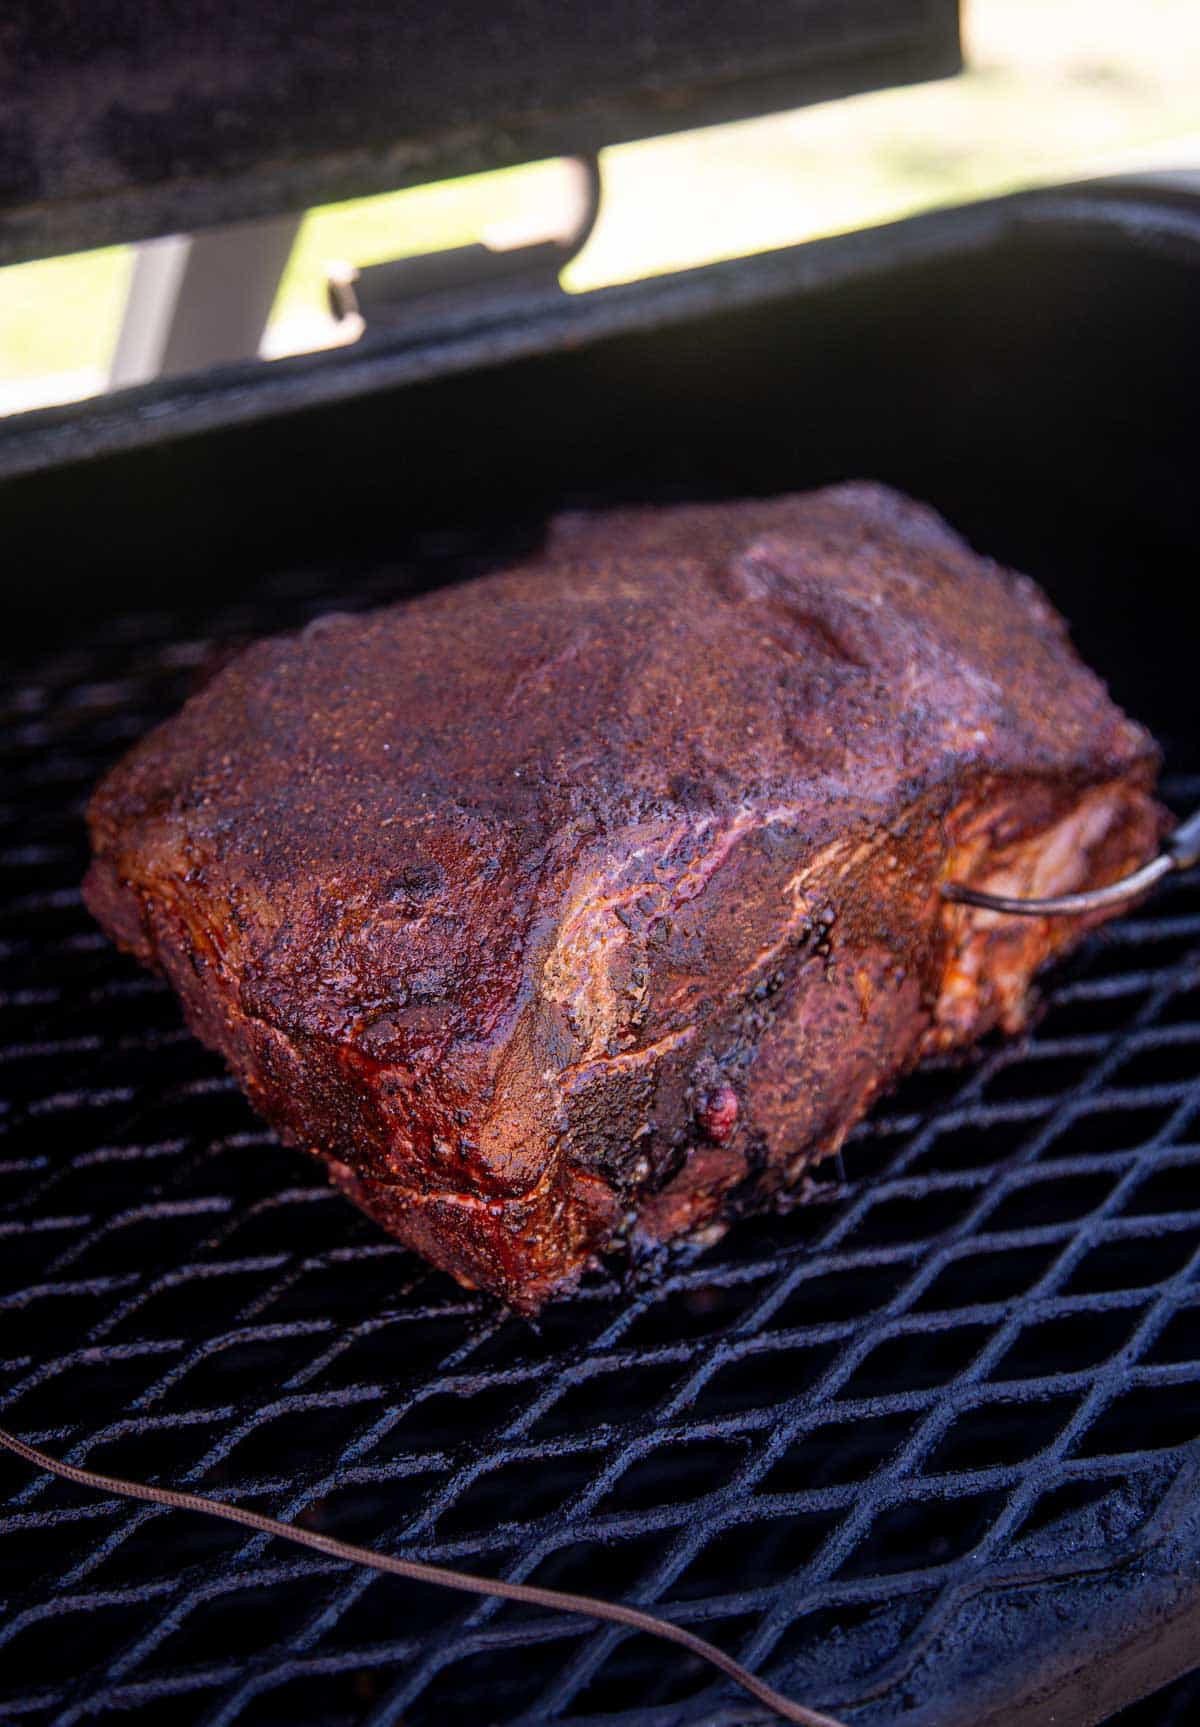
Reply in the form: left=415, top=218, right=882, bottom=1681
left=0, top=0, right=960, bottom=268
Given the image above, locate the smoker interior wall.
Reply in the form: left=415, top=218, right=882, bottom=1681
left=5, top=224, right=1197, bottom=751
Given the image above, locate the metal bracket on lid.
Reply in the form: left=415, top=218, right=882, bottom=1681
left=327, top=154, right=602, bottom=336
left=942, top=805, right=1200, bottom=918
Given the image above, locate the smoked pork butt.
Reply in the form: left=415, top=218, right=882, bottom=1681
left=84, top=485, right=1164, bottom=1308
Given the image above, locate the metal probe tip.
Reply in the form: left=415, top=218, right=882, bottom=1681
left=941, top=805, right=1200, bottom=919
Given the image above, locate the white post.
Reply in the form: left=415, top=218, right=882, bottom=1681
left=109, top=214, right=301, bottom=389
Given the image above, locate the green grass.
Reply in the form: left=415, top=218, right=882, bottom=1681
left=0, top=247, right=130, bottom=381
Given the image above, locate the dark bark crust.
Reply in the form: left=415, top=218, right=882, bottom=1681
left=84, top=485, right=1163, bottom=1308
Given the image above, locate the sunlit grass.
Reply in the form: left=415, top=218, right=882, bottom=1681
left=0, top=247, right=130, bottom=390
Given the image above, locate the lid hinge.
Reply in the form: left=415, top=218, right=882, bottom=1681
left=326, top=155, right=601, bottom=337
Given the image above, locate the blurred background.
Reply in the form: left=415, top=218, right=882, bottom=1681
left=1, top=0, right=1198, bottom=417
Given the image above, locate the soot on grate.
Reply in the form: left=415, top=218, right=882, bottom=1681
left=3, top=555, right=1200, bottom=1727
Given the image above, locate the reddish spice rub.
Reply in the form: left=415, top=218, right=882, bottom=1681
left=84, top=484, right=1164, bottom=1309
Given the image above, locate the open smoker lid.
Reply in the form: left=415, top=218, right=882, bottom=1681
left=0, top=0, right=960, bottom=267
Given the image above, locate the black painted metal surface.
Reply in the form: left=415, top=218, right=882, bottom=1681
left=2, top=551, right=1200, bottom=1727
left=0, top=178, right=1191, bottom=495
left=0, top=0, right=960, bottom=267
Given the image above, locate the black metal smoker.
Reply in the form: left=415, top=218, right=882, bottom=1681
left=3, top=5, right=1200, bottom=1723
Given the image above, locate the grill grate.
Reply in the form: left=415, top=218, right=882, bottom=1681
left=3, top=555, right=1200, bottom=1727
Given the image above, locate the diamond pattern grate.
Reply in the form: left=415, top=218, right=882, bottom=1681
left=3, top=557, right=1200, bottom=1727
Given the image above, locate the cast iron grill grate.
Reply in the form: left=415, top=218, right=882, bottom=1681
left=3, top=552, right=1200, bottom=1727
